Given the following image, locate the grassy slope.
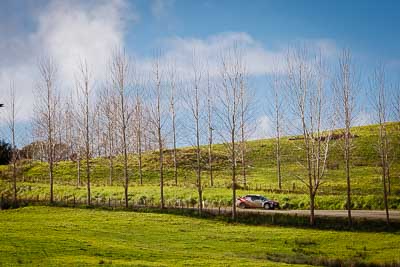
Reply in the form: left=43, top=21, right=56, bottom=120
left=0, top=123, right=399, bottom=209
left=1, top=206, right=399, bottom=266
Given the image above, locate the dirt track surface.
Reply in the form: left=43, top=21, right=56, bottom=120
left=236, top=209, right=400, bottom=221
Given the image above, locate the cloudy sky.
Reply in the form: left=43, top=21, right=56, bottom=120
left=0, top=0, right=399, bottom=144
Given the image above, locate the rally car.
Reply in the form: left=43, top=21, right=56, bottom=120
left=236, top=194, right=279, bottom=210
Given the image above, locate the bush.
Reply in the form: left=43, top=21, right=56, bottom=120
left=0, top=140, right=12, bottom=165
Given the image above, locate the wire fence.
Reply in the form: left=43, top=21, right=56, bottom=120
left=0, top=194, right=236, bottom=215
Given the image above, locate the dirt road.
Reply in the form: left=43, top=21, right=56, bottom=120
left=237, top=208, right=400, bottom=221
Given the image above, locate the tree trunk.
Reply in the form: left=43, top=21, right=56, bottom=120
left=123, top=124, right=128, bottom=208
left=10, top=88, right=17, bottom=206
left=136, top=98, right=143, bottom=186
left=159, top=126, right=164, bottom=209
left=85, top=85, right=91, bottom=206
left=231, top=127, right=237, bottom=220
left=275, top=91, right=282, bottom=190
left=208, top=127, right=213, bottom=187
left=12, top=160, right=17, bottom=205
left=387, top=166, right=391, bottom=194
left=109, top=156, right=113, bottom=186
left=48, top=94, right=54, bottom=204
left=77, top=153, right=81, bottom=187
left=345, top=129, right=352, bottom=226
left=86, top=158, right=91, bottom=205
left=310, top=192, right=315, bottom=226
left=381, top=129, right=390, bottom=225
left=49, top=150, right=54, bottom=203
left=241, top=135, right=246, bottom=187
left=276, top=135, right=282, bottom=190
left=381, top=153, right=390, bottom=225
left=195, top=83, right=203, bottom=214
left=207, top=76, right=214, bottom=187
left=196, top=129, right=203, bottom=214
left=138, top=139, right=143, bottom=185
left=240, top=80, right=247, bottom=188
left=172, top=104, right=178, bottom=186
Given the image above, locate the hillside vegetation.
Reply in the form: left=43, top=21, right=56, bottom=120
left=0, top=123, right=399, bottom=209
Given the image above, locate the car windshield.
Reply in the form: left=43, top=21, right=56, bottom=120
left=261, top=197, right=268, bottom=201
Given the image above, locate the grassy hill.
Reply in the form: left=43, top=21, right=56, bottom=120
left=0, top=123, right=399, bottom=209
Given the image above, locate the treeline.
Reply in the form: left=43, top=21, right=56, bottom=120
left=2, top=45, right=400, bottom=226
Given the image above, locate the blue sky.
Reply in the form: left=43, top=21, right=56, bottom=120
left=0, top=0, right=399, bottom=145
left=127, top=0, right=400, bottom=63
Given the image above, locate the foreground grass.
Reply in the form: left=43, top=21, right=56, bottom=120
left=1, top=206, right=400, bottom=266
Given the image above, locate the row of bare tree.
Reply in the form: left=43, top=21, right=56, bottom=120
left=24, top=47, right=251, bottom=219
left=2, top=45, right=399, bottom=225
left=269, top=47, right=399, bottom=225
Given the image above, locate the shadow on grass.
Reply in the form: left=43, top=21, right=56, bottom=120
left=1, top=196, right=400, bottom=233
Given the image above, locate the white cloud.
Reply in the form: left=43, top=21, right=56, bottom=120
left=0, top=1, right=337, bottom=128
left=144, top=32, right=338, bottom=82
left=305, top=38, right=339, bottom=59
left=156, top=32, right=286, bottom=78
left=354, top=111, right=373, bottom=126
left=0, top=0, right=135, bottom=121
left=33, top=0, right=131, bottom=88
left=249, top=115, right=274, bottom=140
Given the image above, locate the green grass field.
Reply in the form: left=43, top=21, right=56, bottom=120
left=1, top=123, right=399, bottom=209
left=1, top=206, right=399, bottom=266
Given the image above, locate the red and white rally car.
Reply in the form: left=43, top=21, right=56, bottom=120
left=236, top=194, right=280, bottom=210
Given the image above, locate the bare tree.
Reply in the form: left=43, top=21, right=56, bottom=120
left=110, top=49, right=131, bottom=208
left=7, top=82, right=18, bottom=205
left=65, top=94, right=83, bottom=187
left=333, top=49, right=358, bottom=226
left=239, top=70, right=249, bottom=187
left=91, top=104, right=102, bottom=158
left=216, top=47, right=246, bottom=220
left=33, top=57, right=58, bottom=203
left=268, top=73, right=284, bottom=190
left=168, top=65, right=179, bottom=186
left=75, top=127, right=83, bottom=187
left=136, top=96, right=144, bottom=185
left=393, top=85, right=400, bottom=185
left=63, top=94, right=75, bottom=162
left=206, top=70, right=214, bottom=187
left=99, top=86, right=117, bottom=186
left=286, top=47, right=334, bottom=226
left=76, top=60, right=93, bottom=205
left=149, top=55, right=165, bottom=208
left=183, top=54, right=204, bottom=213
left=371, top=66, right=390, bottom=225
left=135, top=96, right=143, bottom=185
left=132, top=74, right=145, bottom=185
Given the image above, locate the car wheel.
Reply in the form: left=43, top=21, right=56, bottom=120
left=239, top=202, right=246, bottom=209
left=263, top=203, right=270, bottom=210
